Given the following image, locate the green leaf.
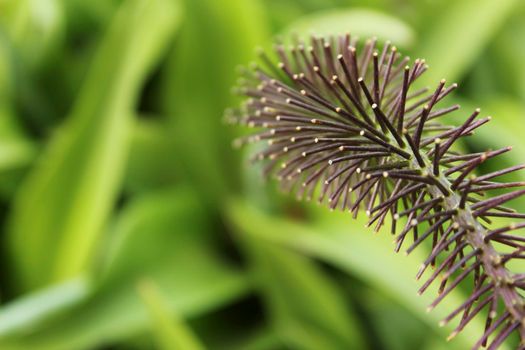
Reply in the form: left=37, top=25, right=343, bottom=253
left=0, top=277, right=90, bottom=337
left=124, top=118, right=179, bottom=195
left=137, top=279, right=206, bottom=350
left=0, top=0, right=65, bottom=70
left=415, top=0, right=518, bottom=85
left=7, top=0, right=181, bottom=291
left=227, top=199, right=512, bottom=350
left=164, top=0, right=269, bottom=204
left=233, top=213, right=367, bottom=349
left=0, top=189, right=249, bottom=350
left=283, top=8, right=415, bottom=48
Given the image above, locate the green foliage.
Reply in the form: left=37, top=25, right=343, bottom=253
left=283, top=8, right=415, bottom=48
left=0, top=0, right=523, bottom=349
left=138, top=279, right=206, bottom=350
left=6, top=0, right=180, bottom=290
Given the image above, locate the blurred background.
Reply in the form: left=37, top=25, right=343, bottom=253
left=0, top=0, right=523, bottom=349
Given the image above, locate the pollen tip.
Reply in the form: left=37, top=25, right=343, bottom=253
left=301, top=151, right=306, bottom=157
left=300, top=89, right=306, bottom=95
left=313, top=66, right=320, bottom=72
left=337, top=54, right=343, bottom=60
left=440, top=78, right=446, bottom=84
left=357, top=77, right=364, bottom=82
left=311, top=119, right=317, bottom=124
left=359, top=130, right=365, bottom=136
left=393, top=213, right=399, bottom=220
left=339, top=146, right=344, bottom=151
left=314, top=138, right=319, bottom=143
left=382, top=171, right=389, bottom=178
left=446, top=331, right=458, bottom=341
left=372, top=103, right=378, bottom=109
left=285, top=98, right=292, bottom=104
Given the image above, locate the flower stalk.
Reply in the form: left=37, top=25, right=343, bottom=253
left=227, top=34, right=525, bottom=349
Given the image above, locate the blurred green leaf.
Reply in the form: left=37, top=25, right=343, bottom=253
left=235, top=230, right=367, bottom=350
left=227, top=199, right=511, bottom=350
left=0, top=137, right=34, bottom=173
left=0, top=277, right=89, bottom=337
left=7, top=0, right=181, bottom=291
left=0, top=0, right=65, bottom=69
left=137, top=279, right=206, bottom=350
left=415, top=0, right=518, bottom=84
left=0, top=33, right=36, bottom=176
left=0, top=189, right=249, bottom=350
left=124, top=118, right=179, bottom=195
left=489, top=10, right=525, bottom=101
left=283, top=8, right=415, bottom=48
left=164, top=0, right=269, bottom=205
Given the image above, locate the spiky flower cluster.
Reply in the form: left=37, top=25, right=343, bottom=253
left=226, top=34, right=525, bottom=349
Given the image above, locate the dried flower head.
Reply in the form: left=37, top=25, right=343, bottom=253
left=227, top=34, right=525, bottom=349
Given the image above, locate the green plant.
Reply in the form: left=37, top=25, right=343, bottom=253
left=229, top=34, right=525, bottom=349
